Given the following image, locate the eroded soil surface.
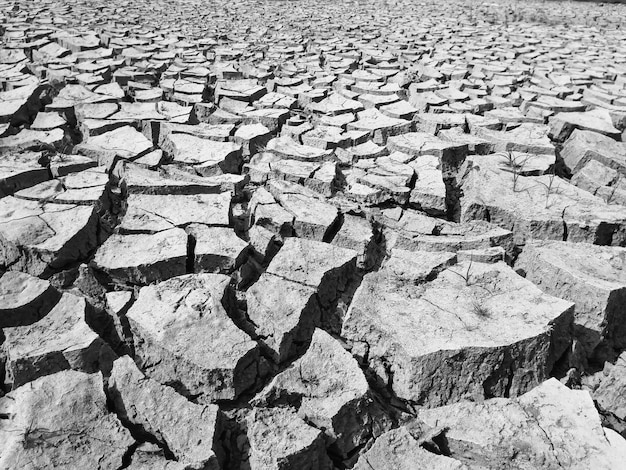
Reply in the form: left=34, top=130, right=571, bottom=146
left=2, top=0, right=626, bottom=468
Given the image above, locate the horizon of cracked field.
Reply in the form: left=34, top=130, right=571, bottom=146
left=2, top=0, right=626, bottom=468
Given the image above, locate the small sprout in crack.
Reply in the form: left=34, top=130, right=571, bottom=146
left=536, top=170, right=558, bottom=209
left=471, top=300, right=491, bottom=318
left=449, top=256, right=474, bottom=286
left=499, top=151, right=531, bottom=193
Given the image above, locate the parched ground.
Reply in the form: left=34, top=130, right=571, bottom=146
left=1, top=0, right=626, bottom=468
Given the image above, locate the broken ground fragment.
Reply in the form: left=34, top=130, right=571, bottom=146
left=105, top=290, right=134, bottom=354
left=125, top=443, right=188, bottom=470
left=49, top=153, right=98, bottom=177
left=234, top=123, right=272, bottom=158
left=245, top=273, right=321, bottom=363
left=186, top=224, right=249, bottom=274
left=374, top=207, right=514, bottom=258
left=342, top=251, right=573, bottom=407
left=168, top=170, right=245, bottom=201
left=457, top=246, right=506, bottom=263
left=118, top=192, right=231, bottom=234
left=335, top=140, right=388, bottom=164
left=0, top=370, right=134, bottom=469
left=100, top=102, right=164, bottom=125
left=119, top=164, right=222, bottom=195
left=244, top=152, right=282, bottom=184
left=386, top=132, right=468, bottom=177
left=215, top=79, right=266, bottom=105
left=471, top=123, right=555, bottom=155
left=459, top=154, right=626, bottom=246
left=523, top=94, right=586, bottom=115
left=74, top=101, right=120, bottom=124
left=266, top=237, right=357, bottom=308
left=0, top=128, right=65, bottom=153
left=245, top=407, right=331, bottom=470
left=354, top=154, right=414, bottom=205
left=0, top=82, right=46, bottom=126
left=247, top=224, right=280, bottom=263
left=265, top=136, right=335, bottom=163
left=0, top=271, right=60, bottom=328
left=255, top=91, right=297, bottom=110
left=549, top=108, right=622, bottom=142
left=253, top=329, right=390, bottom=460
left=413, top=112, right=466, bottom=134
left=0, top=151, right=49, bottom=197
left=347, top=108, right=412, bottom=145
left=75, top=125, right=153, bottom=169
left=307, top=92, right=363, bottom=115
left=331, top=213, right=380, bottom=269
left=372, top=206, right=443, bottom=240
left=484, top=151, right=556, bottom=176
left=247, top=187, right=294, bottom=238
left=108, top=356, right=224, bottom=469
left=13, top=167, right=109, bottom=208
left=264, top=158, right=319, bottom=187
left=91, top=228, right=187, bottom=285
left=353, top=426, right=468, bottom=470
left=516, top=240, right=626, bottom=363
left=30, top=111, right=67, bottom=131
left=303, top=161, right=341, bottom=197
left=300, top=126, right=350, bottom=150
left=438, top=127, right=494, bottom=155
left=267, top=180, right=340, bottom=241
left=2, top=292, right=113, bottom=389
left=419, top=220, right=514, bottom=256
left=152, top=122, right=235, bottom=147
left=560, top=128, right=626, bottom=175
left=418, top=378, right=626, bottom=469
left=484, top=106, right=542, bottom=126
left=571, top=159, right=626, bottom=204
left=380, top=99, right=418, bottom=120
left=163, top=132, right=242, bottom=176
left=0, top=196, right=98, bottom=276
left=242, top=108, right=289, bottom=133
left=408, top=154, right=446, bottom=215
left=245, top=238, right=357, bottom=361
left=584, top=351, right=626, bottom=424
left=127, top=274, right=259, bottom=402
left=75, top=103, right=127, bottom=139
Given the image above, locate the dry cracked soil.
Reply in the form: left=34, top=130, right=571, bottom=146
left=2, top=0, right=626, bottom=468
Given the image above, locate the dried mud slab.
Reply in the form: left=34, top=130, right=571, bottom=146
left=127, top=274, right=259, bottom=402
left=0, top=370, right=134, bottom=469
left=108, top=356, right=224, bottom=469
left=342, top=250, right=573, bottom=407
left=417, top=378, right=626, bottom=469
left=253, top=329, right=391, bottom=460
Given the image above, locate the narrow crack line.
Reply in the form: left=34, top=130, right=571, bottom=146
left=520, top=404, right=565, bottom=468
left=134, top=207, right=177, bottom=226
left=36, top=214, right=58, bottom=236
left=420, top=296, right=470, bottom=329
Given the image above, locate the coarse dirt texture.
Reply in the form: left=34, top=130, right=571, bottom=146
left=1, top=0, right=626, bottom=468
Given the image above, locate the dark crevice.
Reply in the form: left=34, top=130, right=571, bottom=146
left=322, top=210, right=344, bottom=243
left=116, top=441, right=140, bottom=470
left=595, top=400, right=626, bottom=439
left=186, top=231, right=196, bottom=274
left=105, top=383, right=178, bottom=462
left=431, top=431, right=453, bottom=457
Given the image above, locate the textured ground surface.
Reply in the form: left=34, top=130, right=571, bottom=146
left=1, top=0, right=626, bottom=468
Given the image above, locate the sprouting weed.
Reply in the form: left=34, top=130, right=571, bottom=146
left=471, top=300, right=491, bottom=318
left=499, top=151, right=531, bottom=193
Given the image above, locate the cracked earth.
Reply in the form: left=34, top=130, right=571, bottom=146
left=2, top=0, right=626, bottom=468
